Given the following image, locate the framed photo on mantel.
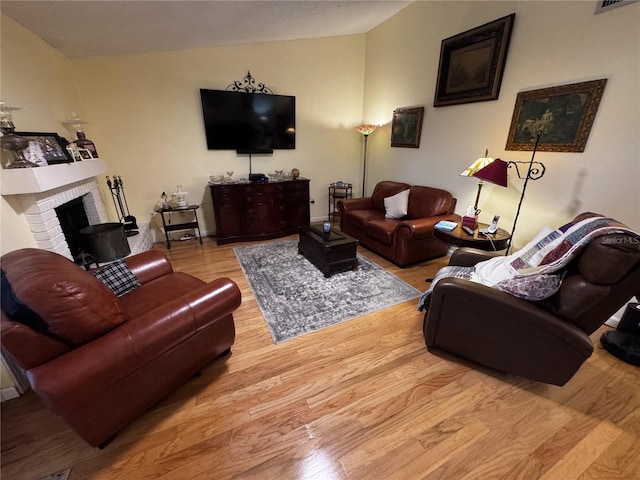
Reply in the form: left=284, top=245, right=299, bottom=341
left=15, top=131, right=74, bottom=165
left=434, top=13, right=515, bottom=107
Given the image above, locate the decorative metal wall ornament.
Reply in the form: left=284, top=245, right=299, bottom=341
left=226, top=71, right=273, bottom=94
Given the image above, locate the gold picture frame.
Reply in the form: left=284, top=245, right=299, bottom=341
left=390, top=106, right=425, bottom=148
left=505, top=79, right=607, bottom=152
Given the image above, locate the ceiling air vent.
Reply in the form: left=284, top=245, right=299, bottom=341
left=595, top=0, right=638, bottom=14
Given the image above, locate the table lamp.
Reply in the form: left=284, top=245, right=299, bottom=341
left=460, top=150, right=497, bottom=216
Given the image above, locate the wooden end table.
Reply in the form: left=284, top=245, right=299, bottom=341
left=298, top=225, right=359, bottom=277
left=434, top=222, right=511, bottom=251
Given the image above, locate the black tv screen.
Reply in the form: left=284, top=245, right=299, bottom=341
left=200, top=89, right=295, bottom=151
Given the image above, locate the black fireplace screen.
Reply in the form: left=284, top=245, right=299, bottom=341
left=56, top=197, right=130, bottom=264
left=55, top=197, right=90, bottom=260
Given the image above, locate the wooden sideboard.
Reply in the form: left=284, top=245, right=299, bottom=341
left=209, top=178, right=310, bottom=244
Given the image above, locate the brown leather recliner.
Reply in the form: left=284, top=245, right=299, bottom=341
left=338, top=181, right=460, bottom=266
left=1, top=248, right=241, bottom=447
left=423, top=215, right=640, bottom=386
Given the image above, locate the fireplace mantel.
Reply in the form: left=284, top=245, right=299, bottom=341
left=0, top=159, right=107, bottom=196
left=0, top=156, right=152, bottom=262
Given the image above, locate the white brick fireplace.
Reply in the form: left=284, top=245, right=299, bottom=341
left=23, top=179, right=108, bottom=258
left=1, top=159, right=152, bottom=260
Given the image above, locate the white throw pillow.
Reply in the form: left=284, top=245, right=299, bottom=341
left=384, top=189, right=410, bottom=219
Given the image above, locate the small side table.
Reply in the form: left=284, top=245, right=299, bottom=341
left=434, top=222, right=511, bottom=251
left=155, top=205, right=203, bottom=249
left=328, top=182, right=353, bottom=222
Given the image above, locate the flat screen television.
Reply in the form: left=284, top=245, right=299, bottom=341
left=200, top=89, right=295, bottom=152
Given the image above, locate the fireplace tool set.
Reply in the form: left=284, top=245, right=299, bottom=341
left=106, top=175, right=139, bottom=236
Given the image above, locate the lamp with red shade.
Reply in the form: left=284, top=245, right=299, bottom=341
left=474, top=130, right=546, bottom=254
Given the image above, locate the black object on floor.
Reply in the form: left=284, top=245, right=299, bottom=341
left=600, top=330, right=640, bottom=366
left=618, top=302, right=640, bottom=335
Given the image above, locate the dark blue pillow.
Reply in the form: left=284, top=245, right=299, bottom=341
left=1, top=269, right=50, bottom=333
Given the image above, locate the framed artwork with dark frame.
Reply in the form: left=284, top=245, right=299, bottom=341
left=390, top=106, right=425, bottom=148
left=505, top=79, right=607, bottom=152
left=434, top=13, right=515, bottom=107
left=15, top=131, right=74, bottom=165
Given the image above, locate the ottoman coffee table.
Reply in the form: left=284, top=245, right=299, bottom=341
left=298, top=225, right=359, bottom=277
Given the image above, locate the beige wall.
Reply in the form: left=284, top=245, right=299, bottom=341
left=72, top=36, right=367, bottom=235
left=364, top=0, right=640, bottom=249
left=1, top=361, right=13, bottom=390
left=0, top=16, right=86, bottom=255
left=1, top=15, right=367, bottom=247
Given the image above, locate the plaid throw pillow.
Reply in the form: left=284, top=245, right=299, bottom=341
left=92, top=259, right=141, bottom=297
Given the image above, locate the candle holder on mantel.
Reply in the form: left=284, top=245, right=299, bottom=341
left=63, top=112, right=99, bottom=159
left=0, top=102, right=38, bottom=169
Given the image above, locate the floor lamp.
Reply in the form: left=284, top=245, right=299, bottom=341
left=356, top=124, right=377, bottom=197
left=473, top=131, right=546, bottom=254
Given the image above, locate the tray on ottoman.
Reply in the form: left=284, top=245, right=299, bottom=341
left=298, top=225, right=358, bottom=278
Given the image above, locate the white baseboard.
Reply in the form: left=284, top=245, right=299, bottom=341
left=605, top=299, right=638, bottom=329
left=1, top=387, right=21, bottom=402
left=605, top=315, right=620, bottom=328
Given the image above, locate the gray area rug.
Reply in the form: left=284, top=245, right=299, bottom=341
left=234, top=239, right=421, bottom=343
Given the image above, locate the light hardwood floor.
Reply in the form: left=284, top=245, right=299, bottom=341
left=2, top=235, right=639, bottom=479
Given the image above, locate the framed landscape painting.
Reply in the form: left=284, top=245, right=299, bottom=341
left=434, top=13, right=515, bottom=107
left=390, top=106, right=425, bottom=148
left=505, top=79, right=607, bottom=152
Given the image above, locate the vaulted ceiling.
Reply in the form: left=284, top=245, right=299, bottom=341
left=1, top=1, right=411, bottom=58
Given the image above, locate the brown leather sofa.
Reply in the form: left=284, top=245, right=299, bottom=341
left=423, top=214, right=640, bottom=385
left=338, top=181, right=460, bottom=266
left=1, top=248, right=241, bottom=447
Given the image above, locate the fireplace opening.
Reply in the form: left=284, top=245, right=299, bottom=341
left=55, top=196, right=90, bottom=263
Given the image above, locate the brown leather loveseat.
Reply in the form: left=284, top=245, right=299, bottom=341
left=338, top=181, right=460, bottom=266
left=1, top=248, right=241, bottom=447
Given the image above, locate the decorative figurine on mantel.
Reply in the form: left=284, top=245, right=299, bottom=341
left=63, top=112, right=99, bottom=159
left=291, top=168, right=300, bottom=180
left=0, top=101, right=38, bottom=169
